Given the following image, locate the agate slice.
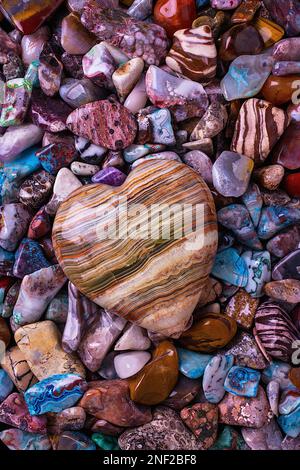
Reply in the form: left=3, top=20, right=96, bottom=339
left=53, top=160, right=218, bottom=336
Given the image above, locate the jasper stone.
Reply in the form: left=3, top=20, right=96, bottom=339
left=203, top=354, right=234, bottom=404
left=0, top=346, right=37, bottom=392
left=112, top=58, right=144, bottom=102
left=128, top=341, right=178, bottom=405
left=218, top=205, right=262, bottom=250
left=67, top=99, right=137, bottom=150
left=27, top=206, right=51, bottom=239
left=146, top=65, right=209, bottom=122
left=30, top=90, right=73, bottom=133
left=154, top=0, right=196, bottom=37
left=19, top=170, right=55, bottom=210
left=264, top=280, right=300, bottom=304
left=38, top=44, right=63, bottom=97
left=0, top=393, right=47, bottom=434
left=36, top=143, right=77, bottom=175
left=118, top=406, right=201, bottom=450
left=13, top=238, right=51, bottom=278
left=241, top=418, right=283, bottom=450
left=231, top=98, right=288, bottom=164
left=263, top=0, right=300, bottom=37
left=219, top=386, right=271, bottom=428
left=0, top=428, right=51, bottom=450
left=180, top=403, right=218, bottom=449
left=15, top=321, right=85, bottom=380
left=79, top=380, right=152, bottom=427
left=212, top=248, right=248, bottom=287
left=166, top=25, right=217, bottom=81
left=222, top=332, right=267, bottom=370
left=179, top=313, right=237, bottom=353
left=0, top=317, right=10, bottom=347
left=53, top=160, right=217, bottom=337
left=225, top=289, right=259, bottom=329
left=219, top=24, right=264, bottom=62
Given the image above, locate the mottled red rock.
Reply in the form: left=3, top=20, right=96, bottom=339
left=154, top=0, right=197, bottom=38
left=30, top=90, right=73, bottom=133
left=67, top=98, right=137, bottom=150
left=284, top=173, right=300, bottom=198
left=225, top=289, right=259, bottom=329
left=79, top=380, right=152, bottom=427
left=0, top=392, right=47, bottom=433
left=61, top=53, right=84, bottom=79
left=180, top=402, right=218, bottom=449
left=0, top=27, right=21, bottom=64
left=27, top=206, right=52, bottom=239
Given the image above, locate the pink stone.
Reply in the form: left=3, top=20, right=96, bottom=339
left=0, top=27, right=21, bottom=64
left=21, top=26, right=50, bottom=66
left=0, top=393, right=47, bottom=433
left=82, top=43, right=116, bottom=88
left=30, top=90, right=73, bottom=133
left=66, top=98, right=137, bottom=150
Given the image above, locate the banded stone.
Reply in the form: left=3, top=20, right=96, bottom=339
left=231, top=98, right=288, bottom=164
left=166, top=26, right=217, bottom=81
left=53, top=160, right=218, bottom=337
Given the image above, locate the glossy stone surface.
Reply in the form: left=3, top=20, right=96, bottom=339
left=220, top=24, right=264, bottom=62
left=92, top=432, right=119, bottom=450
left=47, top=407, right=86, bottom=434
left=179, top=313, right=237, bottom=353
left=203, top=354, right=234, bottom=403
left=0, top=346, right=37, bottom=392
left=261, top=75, right=300, bottom=106
left=30, top=90, right=73, bottom=133
left=0, top=369, right=14, bottom=402
left=38, top=44, right=63, bottom=97
left=162, top=375, right=201, bottom=410
left=53, top=160, right=217, bottom=337
left=263, top=0, right=300, bottom=37
left=91, top=167, right=127, bottom=186
left=180, top=402, right=218, bottom=449
left=82, top=43, right=116, bottom=88
left=258, top=206, right=300, bottom=239
left=81, top=5, right=168, bottom=66
left=241, top=418, right=283, bottom=450
left=272, top=121, right=300, bottom=170
left=0, top=203, right=31, bottom=252
left=13, top=238, right=50, bottom=279
left=255, top=301, right=300, bottom=362
left=225, top=290, right=259, bottom=329
left=79, top=379, right=152, bottom=427
left=51, top=431, right=96, bottom=450
left=153, top=0, right=197, bottom=38
left=224, top=366, right=260, bottom=398
left=146, top=65, right=209, bottom=122
left=24, top=374, right=87, bottom=415
left=118, top=406, right=201, bottom=450
left=61, top=13, right=96, bottom=55
left=242, top=250, right=271, bottom=298
left=222, top=332, right=267, bottom=370
left=114, top=324, right=151, bottom=351
left=211, top=0, right=241, bottom=8
left=21, top=26, right=49, bottom=66
left=36, top=143, right=77, bottom=175
left=190, top=102, right=228, bottom=141
left=0, top=124, right=43, bottom=163
left=0, top=428, right=51, bottom=450
left=231, top=98, right=288, bottom=164
left=272, top=249, right=300, bottom=281
left=212, top=248, right=248, bottom=287
left=114, top=352, right=151, bottom=379
left=264, top=279, right=300, bottom=304
left=60, top=78, right=105, bottom=109
left=128, top=341, right=178, bottom=405
left=178, top=347, right=212, bottom=379
left=15, top=321, right=85, bottom=380
left=166, top=25, right=217, bottom=81
left=218, top=205, right=262, bottom=250
left=113, top=58, right=144, bottom=102
left=262, top=361, right=296, bottom=392
left=219, top=386, right=271, bottom=428
left=46, top=168, right=82, bottom=216
left=284, top=173, right=300, bottom=197
left=182, top=150, right=213, bottom=184
left=210, top=425, right=248, bottom=450
left=267, top=380, right=280, bottom=416
left=27, top=206, right=51, bottom=239
left=19, top=170, right=55, bottom=210
left=278, top=405, right=300, bottom=438
left=0, top=393, right=47, bottom=433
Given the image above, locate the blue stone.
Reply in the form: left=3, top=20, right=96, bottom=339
left=0, top=369, right=14, bottom=402
left=212, top=247, right=248, bottom=287
left=257, top=206, right=300, bottom=240
left=0, top=429, right=51, bottom=450
left=148, top=108, right=176, bottom=145
left=242, top=250, right=271, bottom=298
left=241, top=183, right=262, bottom=227
left=177, top=347, right=212, bottom=379
left=279, top=391, right=300, bottom=415
left=278, top=405, right=300, bottom=438
left=24, top=373, right=87, bottom=415
left=224, top=366, right=261, bottom=398
left=3, top=147, right=41, bottom=183
left=13, top=238, right=51, bottom=278
left=218, top=204, right=262, bottom=250
left=196, top=0, right=209, bottom=7
left=262, top=361, right=297, bottom=392
left=1, top=178, right=21, bottom=204
left=203, top=354, right=234, bottom=404
left=0, top=247, right=15, bottom=277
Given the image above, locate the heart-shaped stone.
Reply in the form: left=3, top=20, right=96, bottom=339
left=53, top=160, right=218, bottom=336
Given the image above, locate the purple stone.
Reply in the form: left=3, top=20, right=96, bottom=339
left=263, top=0, right=300, bottom=37
left=13, top=238, right=51, bottom=279
left=30, top=90, right=73, bottom=133
left=91, top=167, right=127, bottom=186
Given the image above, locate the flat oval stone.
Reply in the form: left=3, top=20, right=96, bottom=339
left=24, top=374, right=87, bottom=415
left=224, top=366, right=261, bottom=398
left=53, top=160, right=218, bottom=337
left=272, top=121, right=300, bottom=170
left=177, top=347, right=212, bottom=379
left=179, top=313, right=237, bottom=353
left=180, top=402, right=218, bottom=449
left=203, top=354, right=234, bottom=403
left=261, top=75, right=300, bottom=106
left=67, top=98, right=137, bottom=150
left=128, top=341, right=178, bottom=405
left=114, top=351, right=151, bottom=379
left=153, top=0, right=197, bottom=38
left=264, top=279, right=300, bottom=303
left=257, top=206, right=300, bottom=239
left=262, top=361, right=297, bottom=392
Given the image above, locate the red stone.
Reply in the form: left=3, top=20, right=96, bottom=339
left=272, top=121, right=300, bottom=170
left=284, top=173, right=300, bottom=197
left=30, top=90, right=73, bottom=133
left=27, top=206, right=52, bottom=239
left=0, top=393, right=47, bottom=433
left=154, top=0, right=197, bottom=38
left=66, top=98, right=137, bottom=150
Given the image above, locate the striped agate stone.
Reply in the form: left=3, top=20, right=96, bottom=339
left=53, top=160, right=218, bottom=336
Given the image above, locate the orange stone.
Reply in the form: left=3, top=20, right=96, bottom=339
left=261, top=75, right=300, bottom=106
left=253, top=17, right=284, bottom=48
left=154, top=0, right=197, bottom=38
left=179, top=313, right=237, bottom=353
left=128, top=340, right=178, bottom=405
left=289, top=368, right=300, bottom=389
left=0, top=317, right=11, bottom=347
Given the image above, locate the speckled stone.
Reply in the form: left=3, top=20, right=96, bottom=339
left=180, top=402, right=218, bottom=449
left=0, top=393, right=47, bottom=433
left=182, top=150, right=213, bottom=184
left=266, top=225, right=300, bottom=258
left=264, top=279, right=300, bottom=303
left=241, top=418, right=283, bottom=450
left=18, top=170, right=55, bottom=210
left=36, top=143, right=77, bottom=175
left=225, top=289, right=259, bottom=329
left=47, top=407, right=86, bottom=434
left=13, top=238, right=51, bottom=278
left=0, top=204, right=32, bottom=252
left=203, top=355, right=234, bottom=404
left=222, top=332, right=268, bottom=370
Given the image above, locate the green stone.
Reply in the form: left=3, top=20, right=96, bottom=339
left=91, top=433, right=120, bottom=450
left=210, top=426, right=248, bottom=450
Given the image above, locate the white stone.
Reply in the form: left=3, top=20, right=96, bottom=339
left=114, top=351, right=151, bottom=379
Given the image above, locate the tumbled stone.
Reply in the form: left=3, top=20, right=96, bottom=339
left=255, top=301, right=300, bottom=362
left=27, top=206, right=51, bottom=240
left=282, top=435, right=300, bottom=450
left=182, top=150, right=212, bottom=184
left=254, top=18, right=284, bottom=48
left=0, top=428, right=51, bottom=450
left=223, top=332, right=267, bottom=370
left=241, top=418, right=283, bottom=450
left=21, top=26, right=50, bottom=65
left=75, top=136, right=106, bottom=164
left=47, top=407, right=86, bottom=434
left=124, top=144, right=165, bottom=164
left=166, top=25, right=217, bottom=81
left=45, top=168, right=82, bottom=216
left=231, top=0, right=261, bottom=23
left=45, top=290, right=68, bottom=324
left=162, top=375, right=201, bottom=410
left=61, top=12, right=96, bottom=55
left=177, top=347, right=212, bottom=379
left=220, top=24, right=264, bottom=62
left=278, top=405, right=300, bottom=438
left=67, top=98, right=137, bottom=150
left=272, top=250, right=300, bottom=281
left=24, top=374, right=87, bottom=415
left=36, top=143, right=77, bottom=175
left=289, top=368, right=300, bottom=389
left=221, top=54, right=273, bottom=101
left=212, top=248, right=248, bottom=287
left=38, top=44, right=63, bottom=97
left=258, top=206, right=300, bottom=239
left=0, top=203, right=31, bottom=252
left=0, top=346, right=37, bottom=392
left=71, top=161, right=100, bottom=176
left=262, top=361, right=296, bottom=392
left=190, top=103, right=227, bottom=141
left=284, top=173, right=300, bottom=197
left=242, top=250, right=271, bottom=298
left=261, top=75, right=300, bottom=106
left=264, top=280, right=300, bottom=304
left=118, top=406, right=201, bottom=450
left=61, top=53, right=84, bottom=80
left=82, top=43, right=116, bottom=88
left=13, top=238, right=51, bottom=278
left=19, top=170, right=55, bottom=210
left=272, top=121, right=300, bottom=170
left=210, top=425, right=248, bottom=450
left=98, top=352, right=118, bottom=380
left=224, top=366, right=260, bottom=398
left=219, top=386, right=271, bottom=428
left=113, top=58, right=144, bottom=102
left=218, top=205, right=262, bottom=249
left=124, top=75, right=148, bottom=114
left=128, top=341, right=178, bottom=405
left=114, top=351, right=151, bottom=379
left=60, top=78, right=105, bottom=109
left=0, top=369, right=14, bottom=402
left=51, top=430, right=96, bottom=450
left=154, top=0, right=196, bottom=37
left=146, top=65, right=209, bottom=122
left=3, top=146, right=41, bottom=183
left=30, top=90, right=73, bottom=133
left=267, top=380, right=280, bottom=416
left=114, top=324, right=151, bottom=351
left=0, top=393, right=47, bottom=433
left=263, top=0, right=300, bottom=37
left=15, top=320, right=85, bottom=380
left=0, top=249, right=15, bottom=277
left=180, top=402, right=218, bottom=449
left=225, top=289, right=259, bottom=329
left=273, top=61, right=300, bottom=76
left=147, top=108, right=176, bottom=146
left=82, top=4, right=168, bottom=65
left=80, top=379, right=152, bottom=427
left=3, top=52, right=23, bottom=81
left=0, top=124, right=43, bottom=163
left=179, top=313, right=237, bottom=353
left=211, top=0, right=242, bottom=8
left=279, top=390, right=300, bottom=415
left=203, top=354, right=234, bottom=404
left=127, top=0, right=153, bottom=20
left=91, top=167, right=127, bottom=186
left=0, top=26, right=21, bottom=64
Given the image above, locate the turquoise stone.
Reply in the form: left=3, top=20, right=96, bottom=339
left=262, top=361, right=297, bottom=392
left=92, top=433, right=120, bottom=450
left=257, top=206, right=300, bottom=239
left=210, top=426, right=248, bottom=450
left=177, top=347, right=212, bottom=379
left=221, top=53, right=273, bottom=101
left=218, top=204, right=262, bottom=250
left=0, top=429, right=51, bottom=450
left=148, top=108, right=176, bottom=145
left=279, top=391, right=300, bottom=415
left=24, top=374, right=87, bottom=415
left=242, top=250, right=271, bottom=298
left=203, top=354, right=234, bottom=404
left=224, top=366, right=261, bottom=398
left=212, top=247, right=248, bottom=287
left=3, top=146, right=41, bottom=183
left=241, top=183, right=262, bottom=227
left=278, top=405, right=300, bottom=438
left=0, top=369, right=14, bottom=401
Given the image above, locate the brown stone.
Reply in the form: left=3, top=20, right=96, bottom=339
left=180, top=402, right=218, bottom=449
left=225, top=289, right=259, bottom=329
left=0, top=317, right=10, bottom=346
left=61, top=13, right=97, bottom=55
left=0, top=346, right=37, bottom=392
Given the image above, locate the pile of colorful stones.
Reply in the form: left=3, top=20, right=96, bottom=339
left=0, top=0, right=300, bottom=452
